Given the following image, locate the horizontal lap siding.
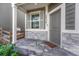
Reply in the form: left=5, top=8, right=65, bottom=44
left=65, top=3, right=75, bottom=30
left=48, top=3, right=61, bottom=12
left=0, top=3, right=12, bottom=31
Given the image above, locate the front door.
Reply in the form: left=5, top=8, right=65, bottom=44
left=50, top=9, right=61, bottom=46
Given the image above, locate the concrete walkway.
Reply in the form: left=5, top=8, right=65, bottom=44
left=15, top=39, right=76, bottom=56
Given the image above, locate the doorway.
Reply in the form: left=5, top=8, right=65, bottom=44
left=49, top=9, right=61, bottom=46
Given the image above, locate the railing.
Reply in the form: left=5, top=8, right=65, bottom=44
left=0, top=28, right=12, bottom=44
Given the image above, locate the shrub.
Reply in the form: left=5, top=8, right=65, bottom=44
left=0, top=43, right=20, bottom=56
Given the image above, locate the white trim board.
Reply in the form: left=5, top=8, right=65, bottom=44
left=25, top=29, right=48, bottom=31
left=48, top=4, right=65, bottom=47
left=25, top=13, right=27, bottom=38
left=30, top=11, right=40, bottom=29
left=75, top=3, right=79, bottom=32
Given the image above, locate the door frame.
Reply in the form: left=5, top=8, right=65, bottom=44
left=48, top=4, right=65, bottom=47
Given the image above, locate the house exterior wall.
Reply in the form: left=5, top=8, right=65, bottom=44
left=26, top=31, right=48, bottom=41
left=25, top=6, right=49, bottom=41
left=25, top=3, right=63, bottom=41
left=48, top=3, right=79, bottom=55
left=17, top=9, right=25, bottom=31
left=25, top=4, right=62, bottom=41
left=61, top=3, right=79, bottom=55
left=0, top=3, right=12, bottom=31
left=48, top=3, right=61, bottom=12
left=24, top=3, right=79, bottom=55
left=26, top=7, right=46, bottom=29
left=17, top=3, right=79, bottom=55
left=26, top=3, right=61, bottom=41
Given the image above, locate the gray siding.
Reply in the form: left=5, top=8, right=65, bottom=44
left=0, top=3, right=12, bottom=31
left=26, top=13, right=30, bottom=29
left=65, top=3, right=75, bottom=30
left=48, top=3, right=61, bottom=12
left=17, top=9, right=25, bottom=31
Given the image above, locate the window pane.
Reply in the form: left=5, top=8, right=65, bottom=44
left=31, top=13, right=39, bottom=29
left=31, top=14, right=39, bottom=21
left=31, top=21, right=39, bottom=28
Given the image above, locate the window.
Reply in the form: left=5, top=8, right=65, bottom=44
left=31, top=13, right=40, bottom=29
left=65, top=3, right=75, bottom=30
left=26, top=10, right=45, bottom=29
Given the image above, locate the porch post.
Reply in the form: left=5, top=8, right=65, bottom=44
left=25, top=13, right=27, bottom=38
left=45, top=5, right=49, bottom=41
left=12, top=4, right=17, bottom=44
left=45, top=5, right=48, bottom=30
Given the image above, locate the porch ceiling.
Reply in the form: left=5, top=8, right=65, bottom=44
left=16, top=3, right=49, bottom=11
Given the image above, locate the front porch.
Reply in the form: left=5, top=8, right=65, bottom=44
left=15, top=39, right=76, bottom=56
left=14, top=3, right=62, bottom=46
left=12, top=3, right=79, bottom=56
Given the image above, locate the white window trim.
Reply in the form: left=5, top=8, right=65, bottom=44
left=74, top=3, right=79, bottom=32
left=26, top=10, right=47, bottom=31
left=30, top=11, right=40, bottom=29
left=48, top=4, right=65, bottom=48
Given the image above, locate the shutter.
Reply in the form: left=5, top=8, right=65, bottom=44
left=40, top=10, right=45, bottom=29
left=26, top=13, right=30, bottom=29
left=66, top=3, right=75, bottom=30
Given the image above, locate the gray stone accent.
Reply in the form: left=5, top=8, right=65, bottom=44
left=26, top=31, right=48, bottom=41
left=62, top=33, right=79, bottom=55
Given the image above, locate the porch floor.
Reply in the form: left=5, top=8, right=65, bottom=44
left=15, top=38, right=76, bottom=56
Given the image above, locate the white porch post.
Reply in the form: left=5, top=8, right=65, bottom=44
left=45, top=5, right=48, bottom=30
left=45, top=5, right=49, bottom=41
left=12, top=4, right=17, bottom=44
left=25, top=13, right=27, bottom=38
